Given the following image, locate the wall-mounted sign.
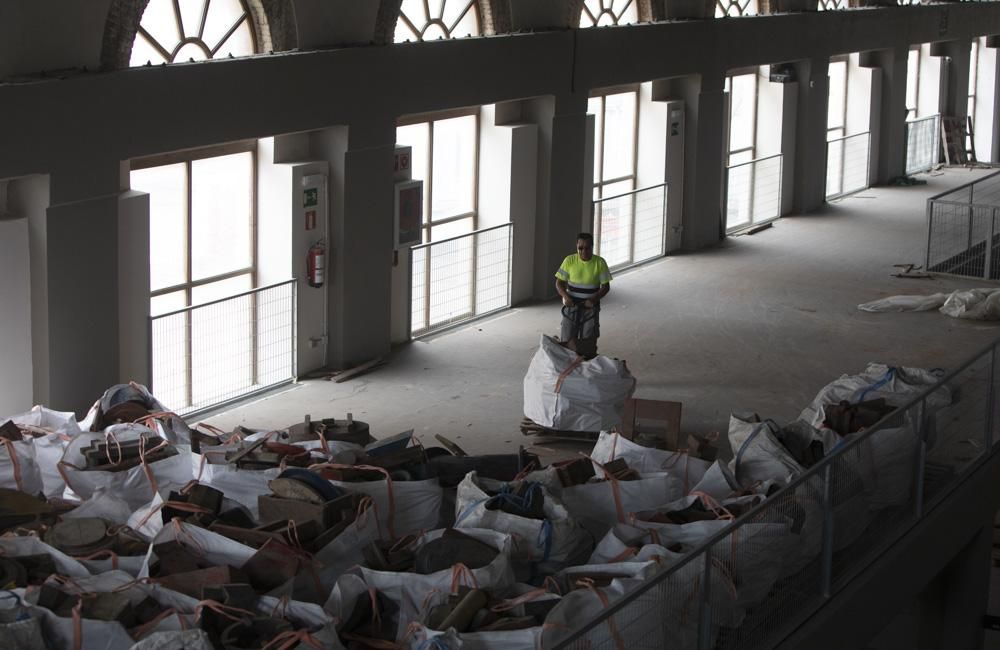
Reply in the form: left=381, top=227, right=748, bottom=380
left=303, top=188, right=318, bottom=208
left=394, top=150, right=411, bottom=174
left=305, top=209, right=317, bottom=231
left=394, top=180, right=423, bottom=249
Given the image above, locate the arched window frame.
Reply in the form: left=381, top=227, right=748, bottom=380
left=129, top=0, right=259, bottom=66
left=395, top=0, right=482, bottom=42
left=579, top=0, right=639, bottom=26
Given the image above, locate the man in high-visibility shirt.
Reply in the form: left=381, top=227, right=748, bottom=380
left=554, top=232, right=612, bottom=356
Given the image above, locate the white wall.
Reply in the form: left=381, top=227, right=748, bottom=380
left=757, top=69, right=785, bottom=158
left=974, top=38, right=997, bottom=161
left=637, top=81, right=668, bottom=190
left=846, top=53, right=874, bottom=135
left=918, top=43, right=943, bottom=118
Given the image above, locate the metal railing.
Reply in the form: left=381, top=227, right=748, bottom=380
left=150, top=279, right=297, bottom=416
left=905, top=114, right=941, bottom=176
left=554, top=338, right=1000, bottom=650
left=926, top=169, right=1000, bottom=280
left=725, top=154, right=783, bottom=233
left=593, top=183, right=668, bottom=272
left=410, top=223, right=513, bottom=338
left=825, top=132, right=871, bottom=200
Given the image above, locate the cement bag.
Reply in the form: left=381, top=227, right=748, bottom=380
left=454, top=472, right=583, bottom=563
left=541, top=561, right=663, bottom=649
left=689, top=460, right=763, bottom=500
left=798, top=363, right=951, bottom=432
left=24, top=571, right=200, bottom=649
left=324, top=470, right=443, bottom=539
left=315, top=500, right=387, bottom=588
left=523, top=335, right=636, bottom=432
left=7, top=405, right=80, bottom=498
left=62, top=488, right=134, bottom=525
left=819, top=421, right=918, bottom=511
left=138, top=520, right=256, bottom=579
left=326, top=528, right=516, bottom=641
left=130, top=630, right=214, bottom=650
left=728, top=416, right=805, bottom=487
left=629, top=502, right=791, bottom=610
left=407, top=622, right=544, bottom=650
left=857, top=293, right=949, bottom=313
left=940, top=288, right=1000, bottom=319
left=0, top=536, right=91, bottom=578
left=560, top=472, right=685, bottom=538
left=58, top=424, right=193, bottom=509
left=588, top=523, right=686, bottom=566
left=0, top=438, right=43, bottom=496
left=193, top=446, right=282, bottom=520
left=590, top=431, right=712, bottom=493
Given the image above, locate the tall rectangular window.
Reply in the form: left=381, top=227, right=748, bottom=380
left=589, top=88, right=640, bottom=268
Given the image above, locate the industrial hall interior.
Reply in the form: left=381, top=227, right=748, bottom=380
left=6, top=0, right=1000, bottom=648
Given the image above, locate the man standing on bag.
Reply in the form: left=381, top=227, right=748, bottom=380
left=554, top=232, right=612, bottom=357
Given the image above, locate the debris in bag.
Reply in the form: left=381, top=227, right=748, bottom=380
left=858, top=287, right=1000, bottom=320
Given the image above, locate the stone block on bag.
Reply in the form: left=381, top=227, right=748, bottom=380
left=414, top=528, right=498, bottom=575
left=206, top=522, right=286, bottom=549
left=242, top=539, right=308, bottom=592
left=202, top=583, right=257, bottom=611
left=257, top=492, right=357, bottom=530
left=151, top=540, right=208, bottom=575
left=0, top=421, right=23, bottom=441
left=478, top=615, right=538, bottom=632
left=220, top=617, right=293, bottom=649
left=429, top=448, right=539, bottom=488
left=0, top=489, right=53, bottom=533
left=156, top=565, right=248, bottom=599
left=44, top=517, right=116, bottom=556
left=555, top=457, right=595, bottom=488
left=439, top=588, right=488, bottom=633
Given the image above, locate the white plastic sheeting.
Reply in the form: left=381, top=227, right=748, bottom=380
left=859, top=287, right=1000, bottom=320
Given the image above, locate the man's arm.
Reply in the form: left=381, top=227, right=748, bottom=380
left=555, top=279, right=573, bottom=306
left=586, top=283, right=610, bottom=308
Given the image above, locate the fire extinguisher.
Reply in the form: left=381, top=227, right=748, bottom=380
left=307, top=240, right=326, bottom=288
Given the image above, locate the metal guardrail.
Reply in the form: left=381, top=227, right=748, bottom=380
left=905, top=114, right=941, bottom=176
left=825, top=131, right=871, bottom=200
left=726, top=154, right=783, bottom=233
left=410, top=223, right=513, bottom=338
left=150, top=279, right=297, bottom=416
left=554, top=338, right=1000, bottom=650
left=593, top=183, right=668, bottom=272
left=925, top=169, right=1000, bottom=280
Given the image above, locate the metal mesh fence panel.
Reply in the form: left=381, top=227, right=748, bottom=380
left=411, top=223, right=512, bottom=337
left=826, top=132, right=870, bottom=200
left=594, top=184, right=667, bottom=271
left=150, top=280, right=296, bottom=415
left=926, top=201, right=994, bottom=278
left=726, top=155, right=782, bottom=232
left=905, top=115, right=940, bottom=175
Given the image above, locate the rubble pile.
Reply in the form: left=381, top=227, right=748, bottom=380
left=0, top=362, right=952, bottom=649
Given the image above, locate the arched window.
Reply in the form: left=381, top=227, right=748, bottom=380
left=130, top=0, right=257, bottom=66
left=395, top=0, right=481, bottom=42
left=579, top=0, right=638, bottom=27
left=716, top=0, right=756, bottom=17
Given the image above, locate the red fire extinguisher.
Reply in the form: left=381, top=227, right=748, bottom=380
left=307, top=240, right=326, bottom=288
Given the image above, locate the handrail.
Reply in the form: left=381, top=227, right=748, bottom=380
left=826, top=130, right=870, bottom=146
left=150, top=278, right=297, bottom=319
left=906, top=113, right=940, bottom=126
left=726, top=152, right=783, bottom=171
left=410, top=222, right=512, bottom=251
left=554, top=337, right=1000, bottom=646
left=927, top=168, right=1000, bottom=202
left=594, top=181, right=667, bottom=205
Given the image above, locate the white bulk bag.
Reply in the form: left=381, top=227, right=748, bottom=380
left=58, top=424, right=192, bottom=509
left=0, top=438, right=43, bottom=496
left=590, top=431, right=712, bottom=493
left=7, top=405, right=81, bottom=498
left=326, top=528, right=516, bottom=641
left=560, top=472, right=684, bottom=538
left=454, top=472, right=583, bottom=563
left=523, top=335, right=636, bottom=432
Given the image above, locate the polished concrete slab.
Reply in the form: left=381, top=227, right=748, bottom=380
left=205, top=167, right=1000, bottom=461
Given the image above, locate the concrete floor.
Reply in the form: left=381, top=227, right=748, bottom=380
left=204, top=167, right=1000, bottom=463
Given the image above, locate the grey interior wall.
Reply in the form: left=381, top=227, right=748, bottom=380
left=0, top=215, right=33, bottom=415
left=117, top=190, right=150, bottom=387
left=0, top=0, right=112, bottom=78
